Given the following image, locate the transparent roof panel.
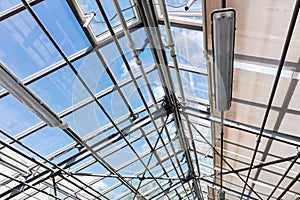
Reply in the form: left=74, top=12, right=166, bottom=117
left=28, top=66, right=79, bottom=113
left=18, top=126, right=73, bottom=157
left=0, top=95, right=41, bottom=137
left=32, top=0, right=89, bottom=55
left=3, top=0, right=296, bottom=199
left=0, top=10, right=62, bottom=79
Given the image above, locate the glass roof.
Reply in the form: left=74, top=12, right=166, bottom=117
left=1, top=0, right=300, bottom=199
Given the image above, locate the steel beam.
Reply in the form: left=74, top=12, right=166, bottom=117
left=184, top=106, right=300, bottom=147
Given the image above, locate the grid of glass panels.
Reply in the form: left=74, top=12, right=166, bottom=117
left=0, top=0, right=213, bottom=199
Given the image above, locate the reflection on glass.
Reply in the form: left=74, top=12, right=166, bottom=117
left=63, top=101, right=110, bottom=138
left=0, top=10, right=61, bottom=79
left=0, top=95, right=41, bottom=137
left=19, top=126, right=73, bottom=157
left=104, top=145, right=137, bottom=168
left=0, top=0, right=20, bottom=12
left=164, top=26, right=205, bottom=70
left=28, top=66, right=77, bottom=113
left=33, top=0, right=89, bottom=56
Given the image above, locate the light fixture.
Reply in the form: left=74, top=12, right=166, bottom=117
left=211, top=8, right=236, bottom=112
left=0, top=63, right=63, bottom=127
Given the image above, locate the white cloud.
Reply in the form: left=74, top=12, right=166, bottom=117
left=153, top=85, right=164, bottom=99
left=121, top=58, right=140, bottom=78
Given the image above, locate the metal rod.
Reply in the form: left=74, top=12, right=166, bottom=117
left=0, top=130, right=109, bottom=200
left=147, top=0, right=200, bottom=196
left=277, top=171, right=300, bottom=199
left=135, top=4, right=191, bottom=194
left=135, top=1, right=195, bottom=198
left=220, top=111, right=224, bottom=190
left=221, top=0, right=226, bottom=8
left=240, top=0, right=300, bottom=198
left=0, top=172, right=64, bottom=200
left=52, top=176, right=57, bottom=199
left=267, top=152, right=300, bottom=199
left=184, top=114, right=205, bottom=200
left=20, top=0, right=142, bottom=196
left=221, top=154, right=298, bottom=176
left=110, top=3, right=182, bottom=197
left=94, top=1, right=180, bottom=198
left=159, top=0, right=186, bottom=104
left=185, top=117, right=263, bottom=200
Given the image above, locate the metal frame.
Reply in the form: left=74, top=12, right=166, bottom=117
left=1, top=0, right=300, bottom=199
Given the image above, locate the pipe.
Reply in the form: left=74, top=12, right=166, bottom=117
left=106, top=3, right=177, bottom=192
left=221, top=0, right=226, bottom=8
left=147, top=1, right=202, bottom=199
left=159, top=0, right=186, bottom=105
left=135, top=1, right=194, bottom=199
left=111, top=0, right=158, bottom=108
left=109, top=4, right=191, bottom=198
left=240, top=0, right=300, bottom=198
left=185, top=0, right=197, bottom=11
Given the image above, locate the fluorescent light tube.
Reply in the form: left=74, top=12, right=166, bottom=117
left=211, top=8, right=236, bottom=111
left=0, top=63, right=62, bottom=127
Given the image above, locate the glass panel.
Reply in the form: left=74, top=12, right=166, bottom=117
left=0, top=0, right=19, bottom=12
left=119, top=159, right=145, bottom=176
left=104, top=184, right=129, bottom=199
left=0, top=95, right=41, bottom=138
left=161, top=26, right=205, bottom=70
left=122, top=81, right=144, bottom=110
left=180, top=70, right=209, bottom=100
left=73, top=51, right=113, bottom=94
left=0, top=10, right=61, bottom=79
left=103, top=145, right=137, bottom=169
left=18, top=126, right=73, bottom=157
left=63, top=101, right=110, bottom=138
left=32, top=0, right=89, bottom=56
left=28, top=66, right=78, bottom=113
left=131, top=137, right=150, bottom=155
left=99, top=90, right=129, bottom=121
